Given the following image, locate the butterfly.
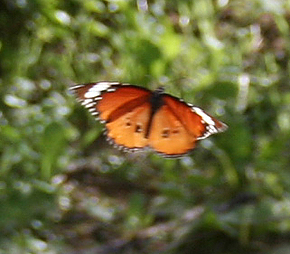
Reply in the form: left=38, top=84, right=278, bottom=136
left=70, top=82, right=227, bottom=157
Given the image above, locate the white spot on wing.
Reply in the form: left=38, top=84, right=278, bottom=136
left=84, top=102, right=96, bottom=108
left=85, top=83, right=111, bottom=98
left=81, top=98, right=93, bottom=105
left=192, top=107, right=215, bottom=126
left=84, top=91, right=100, bottom=98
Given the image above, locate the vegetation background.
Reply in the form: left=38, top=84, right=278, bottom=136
left=1, top=0, right=290, bottom=253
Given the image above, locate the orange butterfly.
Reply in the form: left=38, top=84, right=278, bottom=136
left=70, top=82, right=227, bottom=157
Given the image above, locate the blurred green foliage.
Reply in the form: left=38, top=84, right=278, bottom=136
left=1, top=0, right=290, bottom=253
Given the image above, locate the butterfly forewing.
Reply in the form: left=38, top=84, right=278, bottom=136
left=70, top=83, right=98, bottom=100
left=163, top=95, right=227, bottom=140
left=69, top=82, right=122, bottom=121
left=96, top=85, right=151, bottom=122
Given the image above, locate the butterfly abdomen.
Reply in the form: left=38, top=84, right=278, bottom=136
left=145, top=87, right=166, bottom=138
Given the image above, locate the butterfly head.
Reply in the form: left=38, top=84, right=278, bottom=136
left=154, top=86, right=165, bottom=94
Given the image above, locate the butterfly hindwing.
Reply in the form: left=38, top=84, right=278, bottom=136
left=105, top=101, right=151, bottom=151
left=148, top=104, right=197, bottom=156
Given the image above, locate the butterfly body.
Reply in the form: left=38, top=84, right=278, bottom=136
left=70, top=82, right=227, bottom=157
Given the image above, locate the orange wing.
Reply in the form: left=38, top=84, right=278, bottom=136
left=148, top=104, right=197, bottom=156
left=96, top=85, right=151, bottom=122
left=105, top=102, right=151, bottom=150
left=70, top=82, right=151, bottom=123
left=70, top=82, right=152, bottom=151
left=163, top=95, right=227, bottom=139
left=147, top=95, right=227, bottom=156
